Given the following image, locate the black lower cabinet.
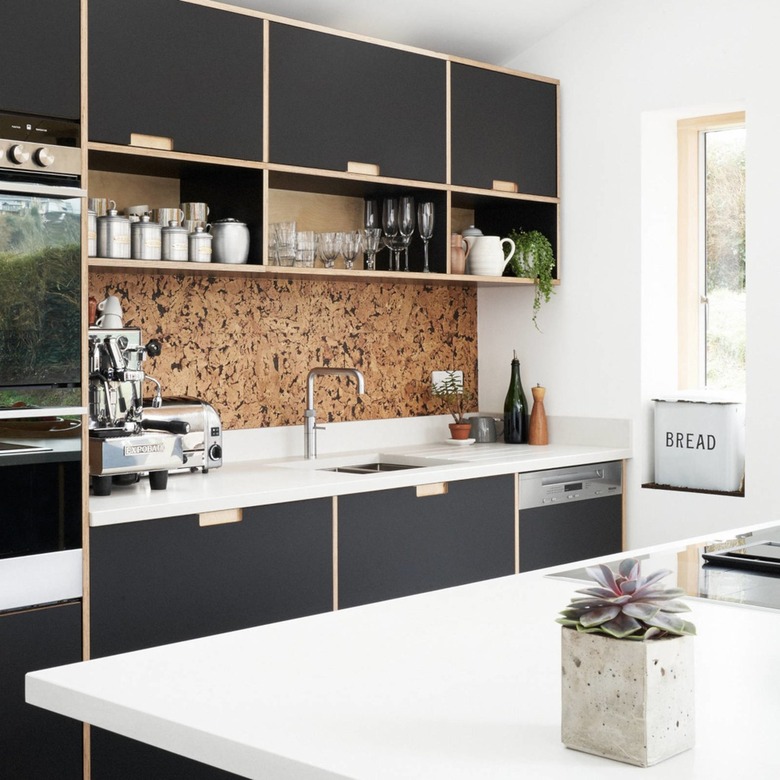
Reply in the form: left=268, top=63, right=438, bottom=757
left=518, top=494, right=623, bottom=572
left=338, top=475, right=516, bottom=608
left=91, top=729, right=243, bottom=780
left=0, top=601, right=82, bottom=779
left=89, top=499, right=333, bottom=778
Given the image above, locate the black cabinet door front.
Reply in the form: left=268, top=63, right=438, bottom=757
left=451, top=63, right=558, bottom=197
left=0, top=0, right=80, bottom=119
left=88, top=0, right=263, bottom=160
left=269, top=24, right=447, bottom=182
left=339, top=476, right=515, bottom=609
left=518, top=494, right=623, bottom=572
left=89, top=501, right=332, bottom=659
left=0, top=602, right=82, bottom=779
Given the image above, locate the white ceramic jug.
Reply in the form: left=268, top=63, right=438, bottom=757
left=464, top=235, right=515, bottom=276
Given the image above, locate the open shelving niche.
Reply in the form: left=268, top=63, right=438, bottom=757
left=87, top=143, right=560, bottom=288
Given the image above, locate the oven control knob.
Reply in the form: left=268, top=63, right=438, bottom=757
left=8, top=144, right=30, bottom=164
left=34, top=146, right=55, bottom=167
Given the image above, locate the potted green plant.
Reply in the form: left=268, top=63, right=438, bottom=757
left=557, top=558, right=696, bottom=767
left=432, top=371, right=474, bottom=439
left=507, top=229, right=556, bottom=330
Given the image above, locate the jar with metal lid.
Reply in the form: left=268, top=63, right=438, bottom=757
left=97, top=208, right=131, bottom=258
left=188, top=225, right=213, bottom=263
left=161, top=220, right=189, bottom=262
left=131, top=214, right=162, bottom=260
left=87, top=209, right=97, bottom=257
left=210, top=218, right=250, bottom=264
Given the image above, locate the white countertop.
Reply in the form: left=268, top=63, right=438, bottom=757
left=26, top=521, right=780, bottom=778
left=89, top=414, right=632, bottom=527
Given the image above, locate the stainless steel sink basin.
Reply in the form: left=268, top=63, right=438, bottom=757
left=274, top=452, right=455, bottom=474
left=320, top=462, right=422, bottom=475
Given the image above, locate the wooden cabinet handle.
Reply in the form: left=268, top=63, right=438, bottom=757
left=347, top=161, right=380, bottom=176
left=199, top=508, right=243, bottom=527
left=416, top=482, right=448, bottom=498
left=130, top=133, right=174, bottom=151
left=492, top=179, right=518, bottom=193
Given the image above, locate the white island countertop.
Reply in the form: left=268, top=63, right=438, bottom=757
left=89, top=415, right=632, bottom=527
left=27, top=521, right=780, bottom=778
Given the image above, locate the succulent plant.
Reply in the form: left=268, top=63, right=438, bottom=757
left=557, top=558, right=696, bottom=640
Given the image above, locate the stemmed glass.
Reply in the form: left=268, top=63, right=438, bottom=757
left=341, top=230, right=362, bottom=270
left=362, top=228, right=382, bottom=270
left=382, top=197, right=399, bottom=271
left=417, top=202, right=434, bottom=273
left=398, top=196, right=415, bottom=272
left=364, top=199, right=380, bottom=231
left=318, top=232, right=342, bottom=269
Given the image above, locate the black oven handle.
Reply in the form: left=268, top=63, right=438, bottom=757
left=0, top=179, right=86, bottom=198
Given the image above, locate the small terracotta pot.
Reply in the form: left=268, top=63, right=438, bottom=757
left=449, top=422, right=472, bottom=440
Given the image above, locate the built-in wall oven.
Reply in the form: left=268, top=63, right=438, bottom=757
left=0, top=112, right=84, bottom=613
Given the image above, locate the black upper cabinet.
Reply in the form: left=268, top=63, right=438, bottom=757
left=0, top=0, right=80, bottom=120
left=269, top=24, right=447, bottom=183
left=451, top=63, right=558, bottom=197
left=88, top=0, right=263, bottom=160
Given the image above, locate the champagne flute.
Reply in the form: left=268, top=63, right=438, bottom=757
left=364, top=199, right=380, bottom=230
left=417, top=201, right=434, bottom=273
left=382, top=197, right=399, bottom=271
left=398, top=195, right=415, bottom=272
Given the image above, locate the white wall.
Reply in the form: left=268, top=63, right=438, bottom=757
left=479, top=0, right=780, bottom=547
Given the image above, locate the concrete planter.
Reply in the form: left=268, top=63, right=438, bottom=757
left=561, top=628, right=694, bottom=767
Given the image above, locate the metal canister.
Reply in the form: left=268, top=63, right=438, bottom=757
left=96, top=208, right=131, bottom=258
left=210, top=218, right=250, bottom=264
left=188, top=225, right=213, bottom=263
left=161, top=220, right=189, bottom=262
left=131, top=214, right=162, bottom=260
left=87, top=209, right=97, bottom=257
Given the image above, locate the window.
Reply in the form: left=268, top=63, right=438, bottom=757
left=677, top=112, right=745, bottom=390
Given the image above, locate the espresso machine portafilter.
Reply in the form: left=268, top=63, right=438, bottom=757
left=88, top=327, right=188, bottom=496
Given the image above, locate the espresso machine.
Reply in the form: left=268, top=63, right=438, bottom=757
left=88, top=327, right=222, bottom=496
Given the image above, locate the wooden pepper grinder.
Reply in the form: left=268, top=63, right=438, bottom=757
left=528, top=384, right=549, bottom=446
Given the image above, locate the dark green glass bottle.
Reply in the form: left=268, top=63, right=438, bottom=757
left=504, top=350, right=529, bottom=444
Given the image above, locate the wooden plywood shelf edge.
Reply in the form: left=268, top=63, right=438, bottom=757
left=88, top=257, right=547, bottom=287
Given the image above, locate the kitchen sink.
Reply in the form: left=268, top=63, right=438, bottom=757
left=274, top=452, right=456, bottom=474
left=319, top=462, right=422, bottom=475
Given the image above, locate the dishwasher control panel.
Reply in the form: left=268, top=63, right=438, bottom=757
left=519, top=461, right=623, bottom=509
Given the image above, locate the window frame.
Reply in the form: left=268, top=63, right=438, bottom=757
left=677, top=111, right=745, bottom=389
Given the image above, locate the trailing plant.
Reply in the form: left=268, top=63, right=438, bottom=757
left=431, top=371, right=474, bottom=424
left=507, top=229, right=556, bottom=330
left=557, top=558, right=696, bottom=640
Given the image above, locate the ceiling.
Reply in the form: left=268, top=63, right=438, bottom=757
left=225, top=0, right=598, bottom=66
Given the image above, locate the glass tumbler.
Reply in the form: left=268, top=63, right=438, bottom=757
left=296, top=230, right=316, bottom=268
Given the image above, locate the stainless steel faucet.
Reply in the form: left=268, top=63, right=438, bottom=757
left=304, top=367, right=365, bottom=459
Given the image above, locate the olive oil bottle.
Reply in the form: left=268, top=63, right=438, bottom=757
left=504, top=350, right=529, bottom=444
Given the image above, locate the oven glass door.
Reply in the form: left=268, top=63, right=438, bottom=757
left=0, top=189, right=81, bottom=408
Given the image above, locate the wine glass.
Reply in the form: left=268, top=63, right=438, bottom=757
left=341, top=230, right=362, bottom=270
left=398, top=196, right=415, bottom=272
left=361, top=228, right=382, bottom=270
left=417, top=201, right=434, bottom=273
left=318, top=231, right=342, bottom=269
left=382, top=197, right=399, bottom=271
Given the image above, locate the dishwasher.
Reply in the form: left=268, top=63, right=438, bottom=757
left=518, top=461, right=623, bottom=572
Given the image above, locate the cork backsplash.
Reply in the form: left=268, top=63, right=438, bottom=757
left=90, top=272, right=478, bottom=430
